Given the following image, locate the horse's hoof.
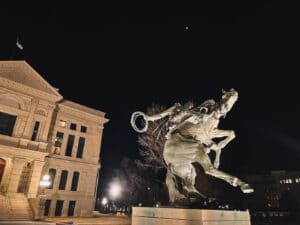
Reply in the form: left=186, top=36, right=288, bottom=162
left=240, top=184, right=254, bottom=193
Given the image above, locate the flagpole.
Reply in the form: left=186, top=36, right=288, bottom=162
left=10, top=36, right=24, bottom=60
left=10, top=45, right=16, bottom=60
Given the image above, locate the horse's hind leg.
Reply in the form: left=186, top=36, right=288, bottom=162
left=166, top=170, right=185, bottom=203
left=171, top=164, right=206, bottom=198
left=196, top=148, right=253, bottom=193
left=182, top=165, right=197, bottom=193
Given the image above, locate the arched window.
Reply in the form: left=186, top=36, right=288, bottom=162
left=71, top=171, right=80, bottom=191
left=48, top=168, right=56, bottom=189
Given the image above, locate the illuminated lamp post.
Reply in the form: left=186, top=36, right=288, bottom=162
left=37, top=174, right=51, bottom=220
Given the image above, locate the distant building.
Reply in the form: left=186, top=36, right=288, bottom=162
left=247, top=170, right=300, bottom=210
left=0, top=61, right=108, bottom=219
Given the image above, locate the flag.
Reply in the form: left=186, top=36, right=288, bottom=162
left=16, top=37, right=23, bottom=50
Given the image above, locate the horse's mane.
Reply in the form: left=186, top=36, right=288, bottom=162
left=191, top=99, right=216, bottom=115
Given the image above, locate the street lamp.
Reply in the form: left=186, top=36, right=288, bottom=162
left=109, top=182, right=121, bottom=199
left=40, top=175, right=51, bottom=188
left=37, top=174, right=51, bottom=220
left=102, top=197, right=108, bottom=205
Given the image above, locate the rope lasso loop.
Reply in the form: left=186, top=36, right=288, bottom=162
left=130, top=111, right=149, bottom=133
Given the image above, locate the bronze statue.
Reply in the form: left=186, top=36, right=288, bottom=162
left=131, top=89, right=253, bottom=203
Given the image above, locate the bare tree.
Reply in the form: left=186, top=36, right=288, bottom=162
left=136, top=103, right=169, bottom=171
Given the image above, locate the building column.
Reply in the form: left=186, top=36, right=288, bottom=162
left=40, top=104, right=55, bottom=142
left=22, top=99, right=39, bottom=139
left=27, top=160, right=45, bottom=198
left=7, top=157, right=27, bottom=193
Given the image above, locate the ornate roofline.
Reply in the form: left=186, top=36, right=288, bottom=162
left=0, top=77, right=62, bottom=102
left=59, top=100, right=109, bottom=124
left=0, top=61, right=63, bottom=101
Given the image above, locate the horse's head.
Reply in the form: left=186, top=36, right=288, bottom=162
left=218, top=88, right=238, bottom=117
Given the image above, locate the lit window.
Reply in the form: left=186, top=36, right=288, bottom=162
left=289, top=179, right=293, bottom=183
left=58, top=120, right=66, bottom=128
left=48, top=168, right=56, bottom=189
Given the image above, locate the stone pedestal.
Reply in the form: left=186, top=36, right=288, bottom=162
left=132, top=207, right=251, bottom=225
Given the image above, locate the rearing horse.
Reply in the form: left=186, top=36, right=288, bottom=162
left=131, top=89, right=254, bottom=203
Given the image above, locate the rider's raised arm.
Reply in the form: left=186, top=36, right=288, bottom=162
left=146, top=103, right=180, bottom=122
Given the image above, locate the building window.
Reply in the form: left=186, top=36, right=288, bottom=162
left=80, top=126, right=87, bottom=133
left=76, top=137, right=85, bottom=158
left=55, top=200, right=64, bottom=216
left=0, top=112, right=17, bottom=136
left=65, top=135, right=75, bottom=157
left=58, top=120, right=66, bottom=128
left=31, top=121, right=40, bottom=141
left=68, top=201, right=76, bottom=216
left=70, top=123, right=77, bottom=130
left=44, top=199, right=51, bottom=216
left=71, top=172, right=80, bottom=191
left=48, top=168, right=56, bottom=189
left=54, top=132, right=64, bottom=147
left=59, top=170, right=68, bottom=190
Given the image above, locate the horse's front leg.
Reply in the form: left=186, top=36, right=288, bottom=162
left=210, top=129, right=236, bottom=168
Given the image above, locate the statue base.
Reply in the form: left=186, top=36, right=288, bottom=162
left=132, top=207, right=251, bottom=225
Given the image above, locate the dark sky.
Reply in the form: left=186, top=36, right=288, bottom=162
left=1, top=2, right=300, bottom=197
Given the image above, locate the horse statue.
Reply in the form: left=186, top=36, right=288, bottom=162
left=131, top=89, right=254, bottom=203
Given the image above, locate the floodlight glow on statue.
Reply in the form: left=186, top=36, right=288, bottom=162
left=131, top=89, right=254, bottom=203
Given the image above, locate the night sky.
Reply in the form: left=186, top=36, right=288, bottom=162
left=1, top=2, right=300, bottom=197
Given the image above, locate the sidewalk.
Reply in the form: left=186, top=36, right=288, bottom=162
left=45, top=214, right=131, bottom=225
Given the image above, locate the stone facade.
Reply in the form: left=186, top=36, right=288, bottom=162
left=0, top=61, right=108, bottom=218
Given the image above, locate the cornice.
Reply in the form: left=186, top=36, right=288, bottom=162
left=0, top=61, right=63, bottom=101
left=58, top=104, right=109, bottom=124
left=0, top=77, right=62, bottom=103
